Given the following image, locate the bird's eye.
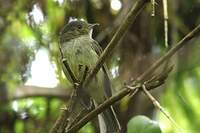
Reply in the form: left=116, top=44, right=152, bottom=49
left=77, top=25, right=82, bottom=29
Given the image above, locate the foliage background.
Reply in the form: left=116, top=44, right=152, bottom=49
left=0, top=0, right=200, bottom=133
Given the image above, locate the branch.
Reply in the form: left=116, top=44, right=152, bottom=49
left=162, top=0, right=169, bottom=47
left=142, top=84, right=180, bottom=129
left=136, top=23, right=200, bottom=82
left=62, top=59, right=78, bottom=84
left=65, top=23, right=200, bottom=132
left=83, top=0, right=150, bottom=88
left=50, top=107, right=70, bottom=133
left=66, top=78, right=165, bottom=133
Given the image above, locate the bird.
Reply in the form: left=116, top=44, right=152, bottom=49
left=59, top=19, right=121, bottom=133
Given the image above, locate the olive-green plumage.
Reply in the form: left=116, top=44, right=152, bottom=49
left=59, top=20, right=121, bottom=133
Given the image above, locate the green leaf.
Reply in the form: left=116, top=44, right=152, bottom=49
left=79, top=122, right=94, bottom=133
left=127, top=115, right=162, bottom=133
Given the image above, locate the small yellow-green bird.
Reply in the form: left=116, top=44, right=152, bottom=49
left=59, top=19, right=121, bottom=133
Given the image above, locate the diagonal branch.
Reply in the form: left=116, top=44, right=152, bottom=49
left=83, top=0, right=150, bottom=88
left=142, top=84, right=184, bottom=132
left=62, top=59, right=78, bottom=84
left=66, top=79, right=165, bottom=133
left=136, top=23, right=200, bottom=82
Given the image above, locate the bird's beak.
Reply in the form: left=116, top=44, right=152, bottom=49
left=88, top=23, right=99, bottom=29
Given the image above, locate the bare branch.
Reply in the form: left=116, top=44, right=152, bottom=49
left=62, top=59, right=78, bottom=84
left=83, top=0, right=150, bottom=88
left=66, top=78, right=166, bottom=133
left=136, top=23, right=200, bottom=82
left=142, top=84, right=184, bottom=132
left=163, top=0, right=169, bottom=47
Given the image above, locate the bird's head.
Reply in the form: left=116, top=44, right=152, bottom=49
left=60, top=20, right=98, bottom=43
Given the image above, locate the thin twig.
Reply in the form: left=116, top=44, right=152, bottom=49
left=62, top=59, right=78, bottom=84
left=151, top=0, right=155, bottom=16
left=145, top=65, right=173, bottom=84
left=163, top=0, right=169, bottom=47
left=59, top=38, right=78, bottom=84
left=142, top=84, right=184, bottom=132
left=136, top=23, right=200, bottom=82
left=142, top=84, right=173, bottom=122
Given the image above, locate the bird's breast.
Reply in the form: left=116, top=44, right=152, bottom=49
left=61, top=36, right=99, bottom=80
left=61, top=35, right=106, bottom=102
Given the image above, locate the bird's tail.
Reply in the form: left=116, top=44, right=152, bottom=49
left=98, top=106, right=121, bottom=133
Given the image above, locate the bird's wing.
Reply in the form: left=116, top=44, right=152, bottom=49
left=91, top=40, right=112, bottom=97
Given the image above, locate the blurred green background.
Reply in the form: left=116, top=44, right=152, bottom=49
left=0, top=0, right=200, bottom=133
